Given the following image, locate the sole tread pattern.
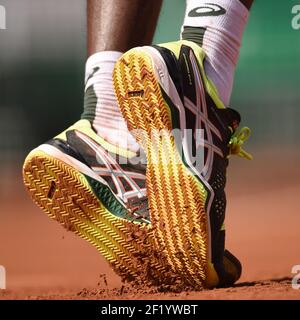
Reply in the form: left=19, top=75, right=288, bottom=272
left=113, top=49, right=210, bottom=288
left=23, top=150, right=175, bottom=285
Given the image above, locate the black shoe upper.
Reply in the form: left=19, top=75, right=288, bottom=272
left=154, top=44, right=242, bottom=282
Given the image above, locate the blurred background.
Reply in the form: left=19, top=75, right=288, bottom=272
left=0, top=0, right=300, bottom=297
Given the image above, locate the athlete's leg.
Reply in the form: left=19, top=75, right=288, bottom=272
left=83, top=0, right=163, bottom=151
left=88, top=0, right=163, bottom=54
left=23, top=0, right=169, bottom=285
left=113, top=0, right=253, bottom=288
left=179, top=0, right=254, bottom=286
left=181, top=0, right=254, bottom=106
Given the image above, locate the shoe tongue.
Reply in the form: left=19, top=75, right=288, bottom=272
left=220, top=108, right=241, bottom=132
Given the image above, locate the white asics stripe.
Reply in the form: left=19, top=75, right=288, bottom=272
left=75, top=131, right=146, bottom=201
left=35, top=143, right=149, bottom=223
left=35, top=144, right=109, bottom=187
left=183, top=96, right=223, bottom=156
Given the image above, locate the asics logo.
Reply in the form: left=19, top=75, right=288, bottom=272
left=85, top=66, right=100, bottom=85
left=188, top=4, right=226, bottom=17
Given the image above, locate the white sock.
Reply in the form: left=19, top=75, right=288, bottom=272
left=181, top=0, right=249, bottom=106
left=82, top=51, right=139, bottom=153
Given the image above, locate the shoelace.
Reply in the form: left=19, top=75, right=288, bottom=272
left=228, top=127, right=253, bottom=160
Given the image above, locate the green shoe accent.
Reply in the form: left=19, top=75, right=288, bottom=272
left=85, top=175, right=149, bottom=224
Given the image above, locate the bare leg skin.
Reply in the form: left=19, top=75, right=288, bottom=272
left=87, top=0, right=163, bottom=55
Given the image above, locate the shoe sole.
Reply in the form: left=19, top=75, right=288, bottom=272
left=114, top=49, right=217, bottom=288
left=23, top=149, right=171, bottom=285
